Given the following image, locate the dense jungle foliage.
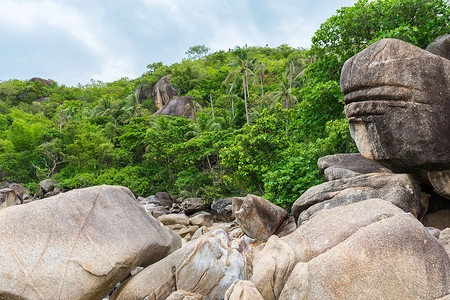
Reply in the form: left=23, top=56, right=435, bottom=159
left=1, top=0, right=449, bottom=209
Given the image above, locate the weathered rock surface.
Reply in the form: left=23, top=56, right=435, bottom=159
left=134, top=82, right=151, bottom=104
left=423, top=209, right=450, bottom=230
left=283, top=198, right=405, bottom=262
left=426, top=34, right=450, bottom=60
left=279, top=213, right=450, bottom=300
left=224, top=280, right=264, bottom=300
left=8, top=183, right=30, bottom=202
left=439, top=228, right=450, bottom=256
left=158, top=213, right=190, bottom=226
left=29, top=77, right=55, bottom=87
left=111, top=229, right=256, bottom=300
left=274, top=216, right=297, bottom=238
left=181, top=198, right=203, bottom=214
left=189, top=212, right=213, bottom=227
left=166, top=290, right=205, bottom=300
left=211, top=197, right=235, bottom=221
left=0, top=185, right=179, bottom=300
left=152, top=75, right=177, bottom=109
left=318, top=153, right=391, bottom=181
left=341, top=38, right=450, bottom=177
left=0, top=188, right=20, bottom=209
left=154, top=96, right=194, bottom=119
left=252, top=236, right=296, bottom=300
left=292, top=172, right=424, bottom=225
left=234, top=194, right=288, bottom=242
left=428, top=169, right=450, bottom=200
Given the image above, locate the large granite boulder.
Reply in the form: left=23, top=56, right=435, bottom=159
left=234, top=194, right=288, bottom=242
left=153, top=96, right=194, bottom=119
left=0, top=185, right=179, bottom=300
left=284, top=198, right=407, bottom=262
left=8, top=183, right=30, bottom=202
left=152, top=75, right=177, bottom=109
left=279, top=213, right=450, bottom=299
left=111, top=229, right=258, bottom=300
left=426, top=34, right=450, bottom=60
left=341, top=38, right=450, bottom=179
left=318, top=153, right=391, bottom=181
left=292, top=172, right=424, bottom=225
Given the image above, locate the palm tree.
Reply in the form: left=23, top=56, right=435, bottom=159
left=272, top=62, right=301, bottom=136
left=185, top=113, right=220, bottom=139
left=125, top=91, right=140, bottom=118
left=223, top=45, right=256, bottom=126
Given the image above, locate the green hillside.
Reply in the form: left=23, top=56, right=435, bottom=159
left=1, top=0, right=448, bottom=209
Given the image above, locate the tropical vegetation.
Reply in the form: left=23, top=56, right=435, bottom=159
left=1, top=0, right=448, bottom=209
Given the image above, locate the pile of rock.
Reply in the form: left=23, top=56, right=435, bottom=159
left=1, top=36, right=449, bottom=300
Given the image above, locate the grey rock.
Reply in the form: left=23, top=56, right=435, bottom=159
left=428, top=169, right=450, bottom=200
left=283, top=198, right=406, bottom=263
left=0, top=185, right=179, bottom=300
left=341, top=38, right=450, bottom=178
left=211, top=197, right=235, bottom=221
left=224, top=280, right=264, bottom=300
left=279, top=213, right=450, bottom=300
left=181, top=198, right=203, bottom=214
left=318, top=153, right=391, bottom=181
left=111, top=230, right=256, bottom=300
left=153, top=96, right=194, bottom=119
left=39, top=178, right=55, bottom=193
left=426, top=34, right=450, bottom=60
left=158, top=213, right=190, bottom=226
left=155, top=192, right=175, bottom=209
left=292, top=173, right=424, bottom=225
left=234, top=194, right=288, bottom=242
left=423, top=209, right=450, bottom=230
left=8, top=183, right=30, bottom=202
left=152, top=75, right=177, bottom=109
left=0, top=188, right=20, bottom=209
left=189, top=212, right=213, bottom=227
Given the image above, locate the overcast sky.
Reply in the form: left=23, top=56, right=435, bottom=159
left=0, top=0, right=357, bottom=87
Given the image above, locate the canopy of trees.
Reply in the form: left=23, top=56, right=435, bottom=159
left=1, top=0, right=448, bottom=209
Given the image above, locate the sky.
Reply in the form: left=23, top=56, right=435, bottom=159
left=0, top=0, right=357, bottom=87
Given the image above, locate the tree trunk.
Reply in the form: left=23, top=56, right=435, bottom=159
left=210, top=94, right=215, bottom=132
left=243, top=73, right=249, bottom=126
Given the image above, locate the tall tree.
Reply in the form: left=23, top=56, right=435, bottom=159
left=223, top=45, right=256, bottom=126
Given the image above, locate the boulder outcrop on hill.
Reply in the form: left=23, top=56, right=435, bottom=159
left=152, top=74, right=177, bottom=109
left=153, top=96, right=194, bottom=119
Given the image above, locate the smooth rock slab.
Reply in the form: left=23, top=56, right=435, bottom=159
left=318, top=153, right=391, bottom=181
left=279, top=213, right=450, bottom=300
left=0, top=185, right=178, bottom=300
left=292, top=172, right=424, bottom=225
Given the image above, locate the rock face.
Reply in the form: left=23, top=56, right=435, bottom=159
left=318, top=153, right=391, bottom=181
left=211, top=197, right=235, bottom=221
left=423, top=209, right=450, bottom=230
left=152, top=75, right=177, bottom=109
left=153, top=96, right=194, bottom=119
left=134, top=82, right=151, bottom=104
left=224, top=280, right=264, bottom=300
left=428, top=169, right=450, bottom=200
left=0, top=188, right=20, bottom=209
left=279, top=213, right=450, bottom=300
left=292, top=172, right=424, bottom=225
left=29, top=77, right=55, bottom=87
left=234, top=194, right=288, bottom=242
left=341, top=38, right=450, bottom=177
left=426, top=34, right=450, bottom=60
left=283, top=198, right=407, bottom=263
left=0, top=185, right=179, bottom=300
left=111, top=230, right=257, bottom=300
